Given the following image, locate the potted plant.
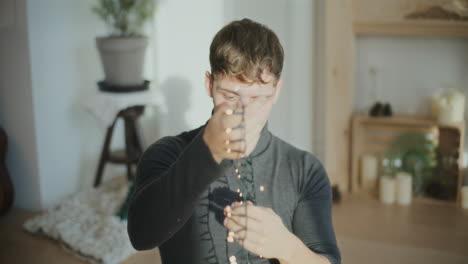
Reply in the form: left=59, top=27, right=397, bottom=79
left=92, top=0, right=156, bottom=87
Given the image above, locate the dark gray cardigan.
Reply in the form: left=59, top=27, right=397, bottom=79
left=127, top=123, right=341, bottom=264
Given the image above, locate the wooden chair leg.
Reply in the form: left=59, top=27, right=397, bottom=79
left=94, top=120, right=117, bottom=187
left=133, top=119, right=145, bottom=154
left=125, top=117, right=135, bottom=181
left=94, top=105, right=145, bottom=187
left=126, top=163, right=133, bottom=181
left=130, top=121, right=142, bottom=180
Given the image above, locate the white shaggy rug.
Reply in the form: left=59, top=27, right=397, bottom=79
left=23, top=178, right=136, bottom=264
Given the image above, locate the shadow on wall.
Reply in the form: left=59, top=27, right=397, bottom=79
left=158, top=76, right=193, bottom=137
left=74, top=44, right=108, bottom=189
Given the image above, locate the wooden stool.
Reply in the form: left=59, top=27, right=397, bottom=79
left=94, top=105, right=145, bottom=187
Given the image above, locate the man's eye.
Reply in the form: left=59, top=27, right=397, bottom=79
left=224, top=94, right=237, bottom=100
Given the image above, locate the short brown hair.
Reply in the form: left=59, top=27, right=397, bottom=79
left=209, top=18, right=284, bottom=85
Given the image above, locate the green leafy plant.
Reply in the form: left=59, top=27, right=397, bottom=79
left=385, top=132, right=438, bottom=196
left=92, top=0, right=156, bottom=37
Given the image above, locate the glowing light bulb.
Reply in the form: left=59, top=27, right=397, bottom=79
left=229, top=256, right=237, bottom=263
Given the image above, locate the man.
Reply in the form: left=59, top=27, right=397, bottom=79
left=127, top=18, right=341, bottom=264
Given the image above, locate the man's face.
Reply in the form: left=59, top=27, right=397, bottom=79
left=205, top=71, right=282, bottom=137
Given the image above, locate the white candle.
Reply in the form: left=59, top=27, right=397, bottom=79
left=462, top=151, right=468, bottom=168
left=433, top=91, right=466, bottom=125
left=447, top=91, right=465, bottom=122
left=462, top=186, right=468, bottom=210
left=361, top=154, right=378, bottom=190
left=396, top=172, right=412, bottom=206
left=380, top=176, right=395, bottom=204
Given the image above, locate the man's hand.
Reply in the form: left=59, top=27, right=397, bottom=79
left=203, top=102, right=245, bottom=164
left=223, top=201, right=297, bottom=261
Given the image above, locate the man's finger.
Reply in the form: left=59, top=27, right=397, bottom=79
left=237, top=235, right=263, bottom=257
left=229, top=215, right=263, bottom=234
left=225, top=217, right=264, bottom=245
left=223, top=125, right=245, bottom=140
left=221, top=113, right=243, bottom=129
left=230, top=203, right=270, bottom=221
left=214, top=101, right=242, bottom=114
left=224, top=139, right=246, bottom=155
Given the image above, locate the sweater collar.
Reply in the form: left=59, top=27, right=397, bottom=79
left=249, top=122, right=271, bottom=158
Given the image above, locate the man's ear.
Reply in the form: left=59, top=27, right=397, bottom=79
left=272, top=79, right=283, bottom=104
left=205, top=71, right=213, bottom=98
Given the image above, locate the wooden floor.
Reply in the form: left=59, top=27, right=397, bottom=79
left=0, top=210, right=161, bottom=264
left=333, top=193, right=468, bottom=264
left=1, top=193, right=467, bottom=264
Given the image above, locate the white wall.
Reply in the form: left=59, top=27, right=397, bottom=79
left=149, top=0, right=225, bottom=138
left=25, top=0, right=129, bottom=208
left=355, top=36, right=468, bottom=150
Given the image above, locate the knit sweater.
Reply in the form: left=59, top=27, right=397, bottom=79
left=127, top=123, right=341, bottom=264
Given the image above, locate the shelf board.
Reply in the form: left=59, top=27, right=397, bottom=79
left=355, top=113, right=465, bottom=130
left=354, top=20, right=468, bottom=38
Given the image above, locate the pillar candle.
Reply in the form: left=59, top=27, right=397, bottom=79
left=447, top=91, right=465, bottom=122
left=380, top=176, right=395, bottom=204
left=396, top=172, right=412, bottom=206
left=433, top=91, right=466, bottom=125
left=361, top=154, right=378, bottom=190
left=462, top=151, right=468, bottom=168
left=462, top=186, right=468, bottom=210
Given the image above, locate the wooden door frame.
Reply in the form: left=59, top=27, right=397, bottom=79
left=313, top=0, right=355, bottom=193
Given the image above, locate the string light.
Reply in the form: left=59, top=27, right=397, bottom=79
left=227, top=231, right=235, bottom=243
left=224, top=95, right=264, bottom=263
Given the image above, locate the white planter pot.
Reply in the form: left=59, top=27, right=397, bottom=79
left=96, top=37, right=148, bottom=87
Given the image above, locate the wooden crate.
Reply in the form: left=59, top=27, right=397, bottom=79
left=350, top=113, right=465, bottom=206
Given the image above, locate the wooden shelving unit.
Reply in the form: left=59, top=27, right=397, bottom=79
left=352, top=0, right=468, bottom=38
left=350, top=113, right=465, bottom=206
left=315, top=0, right=467, bottom=195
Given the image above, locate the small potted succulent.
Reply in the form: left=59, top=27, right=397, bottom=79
left=93, top=0, right=156, bottom=87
